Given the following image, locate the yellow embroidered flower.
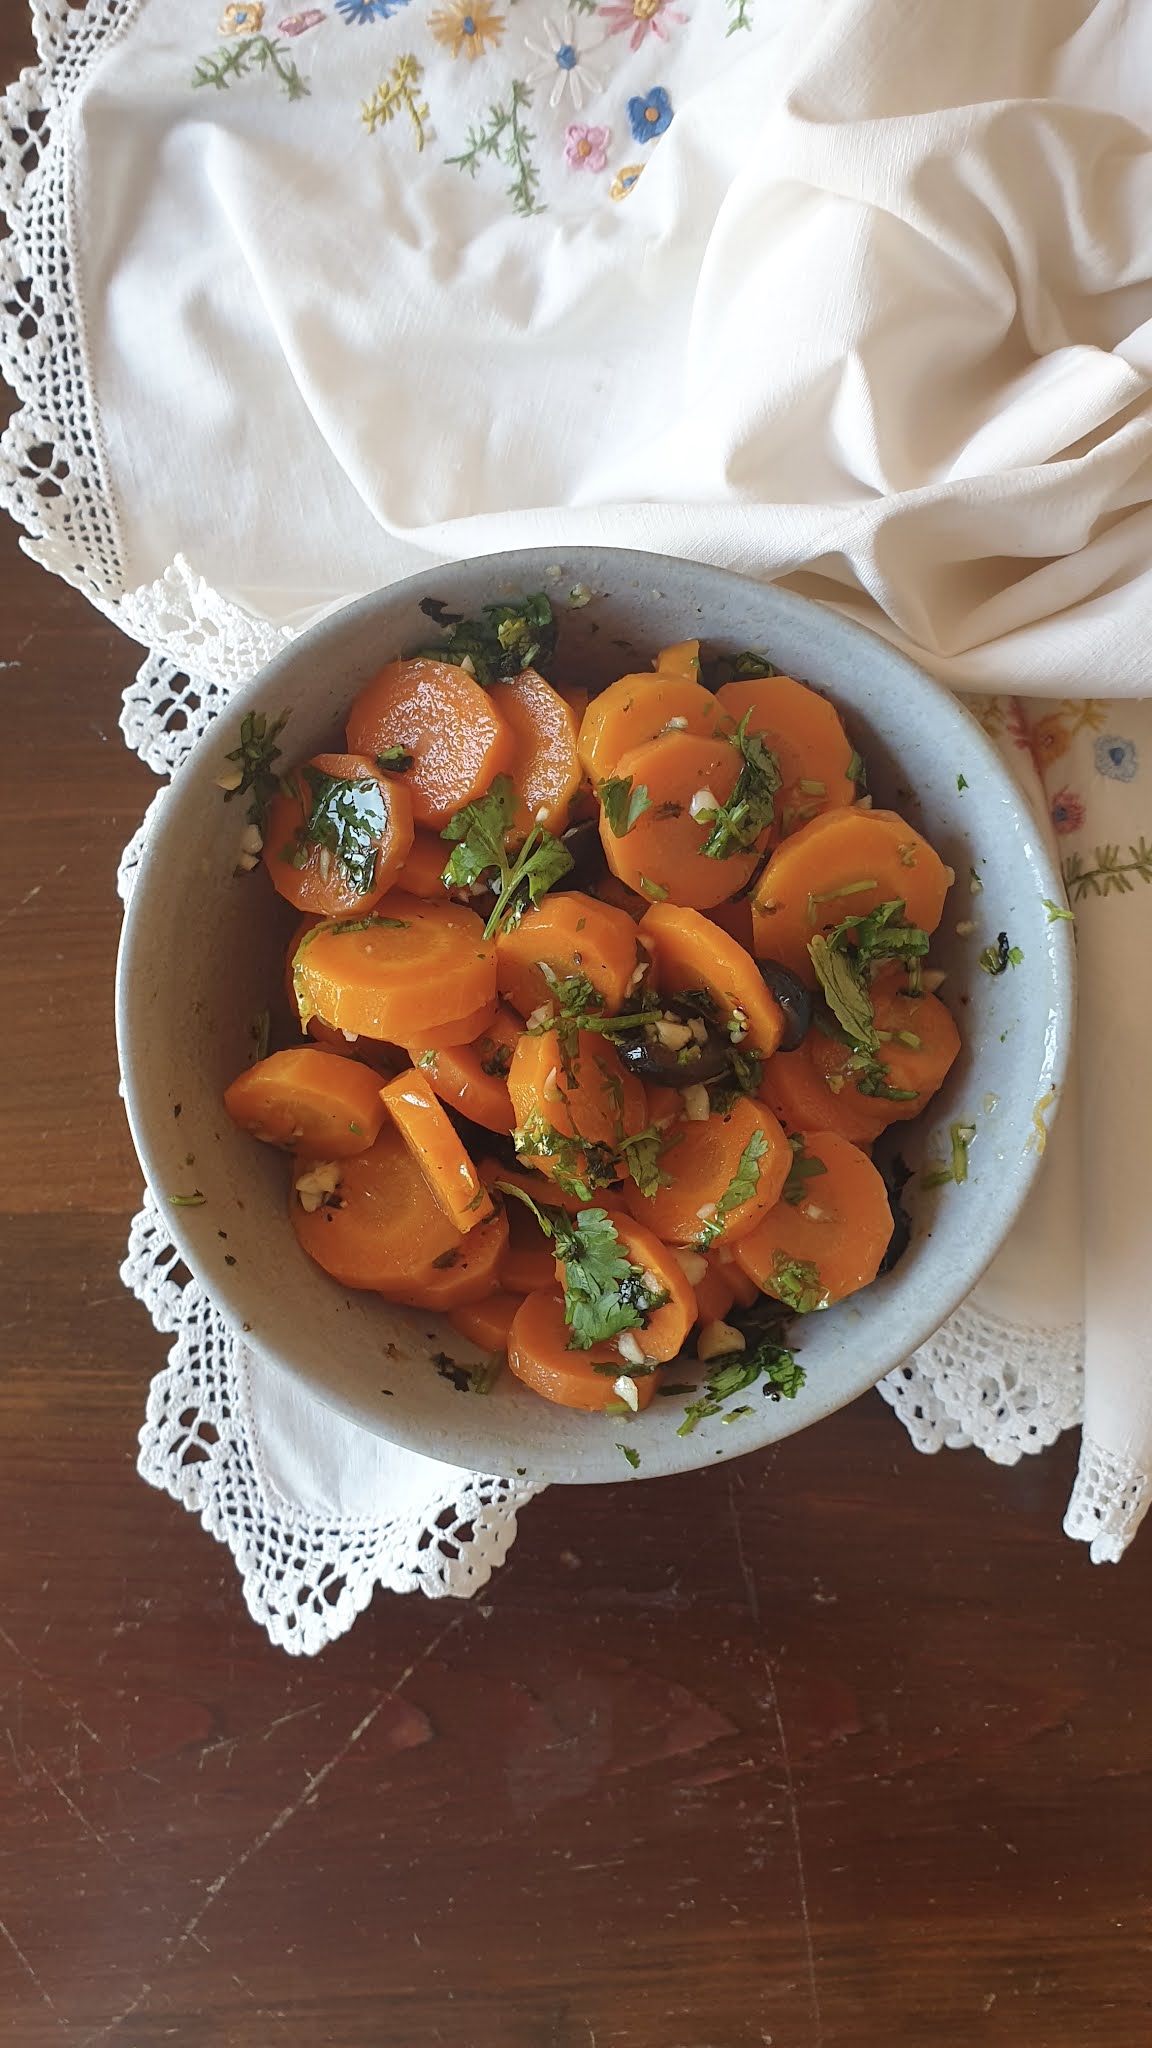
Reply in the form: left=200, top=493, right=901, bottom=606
left=1029, top=713, right=1072, bottom=771
left=610, top=162, right=643, bottom=200
left=219, top=1, right=265, bottom=31
left=429, top=0, right=505, bottom=59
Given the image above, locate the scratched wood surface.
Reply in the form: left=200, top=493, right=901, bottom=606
left=5, top=24, right=1152, bottom=2046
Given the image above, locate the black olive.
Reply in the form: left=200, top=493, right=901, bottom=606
left=553, top=816, right=606, bottom=892
left=756, top=959, right=812, bottom=1052
left=615, top=1023, right=733, bottom=1086
left=876, top=1153, right=913, bottom=1276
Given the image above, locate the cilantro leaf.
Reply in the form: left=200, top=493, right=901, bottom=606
left=599, top=776, right=653, bottom=837
left=552, top=1206, right=668, bottom=1351
left=706, top=649, right=780, bottom=690
left=809, top=935, right=876, bottom=1050
left=285, top=766, right=390, bottom=896
left=677, top=1329, right=805, bottom=1434
left=220, top=710, right=289, bottom=833
left=769, top=1254, right=826, bottom=1313
left=619, top=1124, right=671, bottom=1198
left=1043, top=898, right=1074, bottom=925
left=416, top=592, right=556, bottom=685
left=807, top=900, right=931, bottom=1093
left=922, top=1119, right=977, bottom=1190
left=440, top=775, right=573, bottom=936
left=511, top=1114, right=619, bottom=1201
left=616, top=1443, right=641, bottom=1470
left=699, top=713, right=782, bottom=860
left=978, top=931, right=1022, bottom=976
left=696, top=1128, right=771, bottom=1249
left=376, top=746, right=414, bottom=773
left=782, top=1137, right=828, bottom=1206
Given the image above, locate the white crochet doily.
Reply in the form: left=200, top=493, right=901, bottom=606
left=3, top=0, right=1128, bottom=1655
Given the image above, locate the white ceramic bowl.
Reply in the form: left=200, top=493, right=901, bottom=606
left=117, top=550, right=1074, bottom=1484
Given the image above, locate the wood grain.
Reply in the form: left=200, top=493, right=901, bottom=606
left=3, top=16, right=1152, bottom=2044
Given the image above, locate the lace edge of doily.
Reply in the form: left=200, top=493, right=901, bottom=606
left=0, top=0, right=147, bottom=601
left=122, top=1192, right=541, bottom=1655
left=1063, top=1434, right=1152, bottom=1564
left=877, top=1300, right=1085, bottom=1466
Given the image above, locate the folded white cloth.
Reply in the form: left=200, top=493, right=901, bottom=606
left=6, top=0, right=1152, bottom=1652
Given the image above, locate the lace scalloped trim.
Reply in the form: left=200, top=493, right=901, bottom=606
left=1064, top=1434, right=1152, bottom=1563
left=122, top=1193, right=541, bottom=1655
left=0, top=0, right=145, bottom=599
left=878, top=1300, right=1084, bottom=1465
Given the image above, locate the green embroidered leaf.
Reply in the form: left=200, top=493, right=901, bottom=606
left=192, top=36, right=309, bottom=102
left=446, top=79, right=544, bottom=220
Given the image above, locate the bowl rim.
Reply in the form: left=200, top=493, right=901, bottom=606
left=116, top=546, right=1076, bottom=1481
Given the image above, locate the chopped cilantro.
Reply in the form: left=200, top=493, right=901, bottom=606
left=696, top=1128, right=770, bottom=1249
left=416, top=592, right=556, bottom=685
left=782, top=1137, right=828, bottom=1207
left=599, top=776, right=653, bottom=837
left=220, top=710, right=289, bottom=833
left=376, top=746, right=414, bottom=773
left=526, top=1204, right=670, bottom=1352
left=957, top=773, right=969, bottom=791
left=440, top=775, right=573, bottom=937
left=978, top=931, right=1022, bottom=976
left=511, top=1114, right=618, bottom=1200
left=706, top=649, right=780, bottom=689
left=619, top=1124, right=670, bottom=1198
left=1043, top=898, right=1074, bottom=925
left=807, top=900, right=930, bottom=1098
left=284, top=766, right=390, bottom=896
left=169, top=1191, right=206, bottom=1207
left=699, top=713, right=781, bottom=860
left=846, top=748, right=867, bottom=790
left=677, top=1330, right=805, bottom=1434
left=616, top=1444, right=641, bottom=1471
left=769, top=1254, right=826, bottom=1313
left=639, top=874, right=669, bottom=901
left=922, top=1120, right=976, bottom=1189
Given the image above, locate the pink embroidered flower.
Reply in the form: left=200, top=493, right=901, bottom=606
left=279, top=8, right=326, bottom=30
left=565, top=123, right=610, bottom=172
left=1050, top=786, right=1086, bottom=836
left=598, top=0, right=685, bottom=52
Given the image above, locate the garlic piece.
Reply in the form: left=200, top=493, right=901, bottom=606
left=681, top=1083, right=710, bottom=1122
left=294, top=1161, right=342, bottom=1214
left=239, top=822, right=264, bottom=856
left=542, top=1066, right=562, bottom=1103
left=654, top=1018, right=694, bottom=1052
left=613, top=1372, right=640, bottom=1410
left=697, top=1320, right=746, bottom=1363
left=215, top=763, right=244, bottom=792
left=674, top=1249, right=708, bottom=1285
left=616, top=1331, right=646, bottom=1368
left=689, top=787, right=719, bottom=821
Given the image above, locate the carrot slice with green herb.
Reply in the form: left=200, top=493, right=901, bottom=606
left=715, top=675, right=856, bottom=836
left=507, top=1028, right=648, bottom=1197
left=807, top=963, right=960, bottom=1127
left=577, top=672, right=720, bottom=785
left=506, top=1290, right=659, bottom=1413
left=379, top=1068, right=495, bottom=1232
left=573, top=1213, right=697, bottom=1365
left=640, top=900, right=787, bottom=1059
left=449, top=1291, right=523, bottom=1353
left=291, top=894, right=496, bottom=1041
left=290, top=1123, right=507, bottom=1305
left=496, top=890, right=641, bottom=1021
left=622, top=1095, right=791, bottom=1249
left=734, top=1129, right=893, bottom=1308
left=478, top=1157, right=584, bottom=1217
left=224, top=1048, right=387, bottom=1155
left=410, top=999, right=500, bottom=1051
left=598, top=730, right=770, bottom=912
left=345, top=658, right=515, bottom=829
left=751, top=807, right=952, bottom=982
left=759, top=1033, right=890, bottom=1147
left=489, top=671, right=582, bottom=839
left=408, top=1005, right=520, bottom=1134
left=654, top=640, right=701, bottom=681
left=263, top=753, right=414, bottom=919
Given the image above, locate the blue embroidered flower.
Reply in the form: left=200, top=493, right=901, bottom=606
left=627, top=86, right=672, bottom=143
left=1094, top=734, right=1139, bottom=782
left=336, top=0, right=408, bottom=22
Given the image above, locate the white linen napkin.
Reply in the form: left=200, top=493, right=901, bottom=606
left=6, top=0, right=1152, bottom=1653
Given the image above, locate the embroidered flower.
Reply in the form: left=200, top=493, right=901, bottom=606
left=1095, top=734, right=1139, bottom=783
left=336, top=0, right=408, bottom=21
left=599, top=0, right=686, bottom=52
left=430, top=0, right=505, bottom=57
left=610, top=161, right=643, bottom=199
left=524, top=15, right=604, bottom=109
left=220, top=1, right=265, bottom=29
left=278, top=8, right=326, bottom=30
left=627, top=86, right=672, bottom=142
left=1028, top=712, right=1071, bottom=772
left=566, top=122, right=611, bottom=171
left=1050, top=787, right=1086, bottom=836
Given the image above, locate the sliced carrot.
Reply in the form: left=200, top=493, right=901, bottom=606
left=290, top=1123, right=507, bottom=1306
left=499, top=1198, right=558, bottom=1293
left=586, top=873, right=648, bottom=921
left=345, top=658, right=515, bottom=829
left=711, top=1251, right=760, bottom=1308
left=705, top=895, right=755, bottom=950
left=262, top=753, right=414, bottom=920
left=623, top=1095, right=791, bottom=1249
left=640, top=901, right=786, bottom=1059
left=224, top=1048, right=387, bottom=1155
left=654, top=640, right=701, bottom=681
left=495, top=890, right=641, bottom=1020
left=715, top=676, right=856, bottom=836
left=692, top=1258, right=737, bottom=1326
left=449, top=1291, right=524, bottom=1353
left=734, top=1130, right=893, bottom=1308
left=751, top=807, right=952, bottom=983
left=379, top=1068, right=494, bottom=1233
left=291, top=894, right=496, bottom=1041
left=507, top=1029, right=647, bottom=1193
left=409, top=1004, right=520, bottom=1134
left=411, top=1000, right=500, bottom=1051
left=758, top=1034, right=889, bottom=1147
left=393, top=830, right=453, bottom=899
left=807, top=964, right=961, bottom=1128
left=578, top=673, right=720, bottom=784
left=489, top=671, right=582, bottom=839
left=585, top=1213, right=696, bottom=1364
left=477, top=1156, right=584, bottom=1218
left=506, top=1290, right=658, bottom=1413
left=599, top=731, right=764, bottom=912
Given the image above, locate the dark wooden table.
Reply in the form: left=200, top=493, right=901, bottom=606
left=4, top=26, right=1152, bottom=2047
